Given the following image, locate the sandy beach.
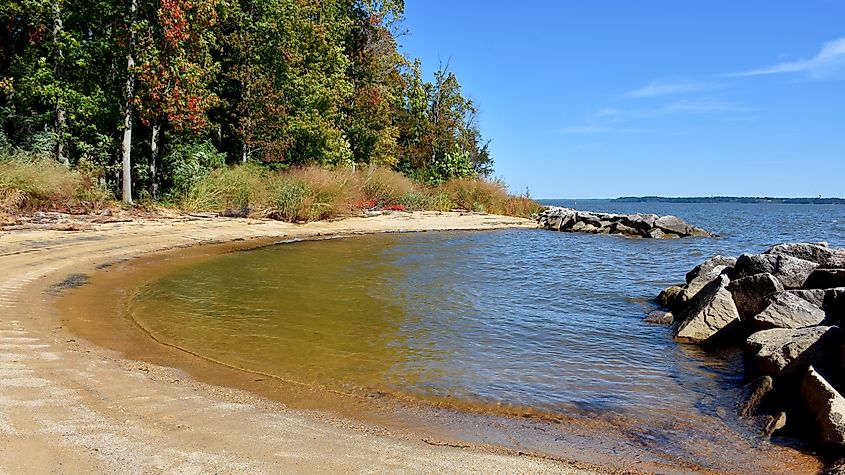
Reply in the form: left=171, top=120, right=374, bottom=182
left=0, top=212, right=609, bottom=474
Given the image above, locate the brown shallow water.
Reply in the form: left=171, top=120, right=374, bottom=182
left=55, top=230, right=824, bottom=474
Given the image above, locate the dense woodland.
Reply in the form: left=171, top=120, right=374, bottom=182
left=0, top=0, right=493, bottom=203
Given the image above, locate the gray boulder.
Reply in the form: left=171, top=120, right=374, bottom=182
left=680, top=266, right=730, bottom=303
left=765, top=242, right=834, bottom=265
left=732, top=254, right=818, bottom=289
left=654, top=215, right=691, bottom=235
left=751, top=292, right=826, bottom=330
left=647, top=228, right=666, bottom=239
left=727, top=273, right=783, bottom=318
left=776, top=255, right=821, bottom=288
left=805, top=269, right=845, bottom=290
left=801, top=366, right=845, bottom=447
left=746, top=326, right=843, bottom=377
left=686, top=255, right=736, bottom=284
left=674, top=275, right=741, bottom=344
left=785, top=289, right=827, bottom=308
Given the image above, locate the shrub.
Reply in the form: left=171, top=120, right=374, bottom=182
left=163, top=139, right=227, bottom=194
left=266, top=176, right=309, bottom=221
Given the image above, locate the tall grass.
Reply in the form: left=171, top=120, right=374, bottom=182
left=0, top=152, right=539, bottom=222
left=180, top=164, right=541, bottom=222
left=0, top=152, right=112, bottom=215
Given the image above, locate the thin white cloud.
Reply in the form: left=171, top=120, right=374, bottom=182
left=623, top=81, right=707, bottom=98
left=662, top=99, right=751, bottom=114
left=732, top=37, right=845, bottom=79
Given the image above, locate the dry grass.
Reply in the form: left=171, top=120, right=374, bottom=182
left=0, top=153, right=112, bottom=214
left=179, top=165, right=540, bottom=221
left=442, top=178, right=541, bottom=217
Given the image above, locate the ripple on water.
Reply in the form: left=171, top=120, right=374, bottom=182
left=129, top=202, right=845, bottom=469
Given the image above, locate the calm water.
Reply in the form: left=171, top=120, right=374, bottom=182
left=129, top=202, right=845, bottom=446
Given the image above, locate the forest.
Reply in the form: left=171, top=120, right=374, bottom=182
left=0, top=0, right=505, bottom=212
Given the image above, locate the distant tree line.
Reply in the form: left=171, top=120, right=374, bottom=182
left=0, top=0, right=493, bottom=202
left=613, top=196, right=845, bottom=204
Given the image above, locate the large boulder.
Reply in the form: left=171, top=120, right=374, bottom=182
left=727, top=273, right=783, bottom=318
left=680, top=266, right=731, bottom=303
left=804, top=269, right=845, bottom=290
left=765, top=243, right=834, bottom=265
left=801, top=366, right=845, bottom=447
left=654, top=215, right=691, bottom=235
left=785, top=289, right=827, bottom=309
left=750, top=292, right=826, bottom=330
left=745, top=326, right=843, bottom=377
left=674, top=275, right=741, bottom=344
left=686, top=255, right=737, bottom=284
left=732, top=254, right=818, bottom=289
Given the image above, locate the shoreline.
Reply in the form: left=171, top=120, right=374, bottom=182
left=0, top=212, right=600, bottom=474
left=0, top=212, right=822, bottom=473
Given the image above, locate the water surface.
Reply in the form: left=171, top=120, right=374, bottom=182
left=129, top=202, right=845, bottom=464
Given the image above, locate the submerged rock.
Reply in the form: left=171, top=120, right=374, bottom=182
left=740, top=375, right=775, bottom=418
left=802, top=366, right=845, bottom=447
left=751, top=292, right=826, bottom=331
left=644, top=310, right=674, bottom=324
left=674, top=275, right=741, bottom=344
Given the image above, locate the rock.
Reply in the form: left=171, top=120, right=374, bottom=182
left=775, top=255, right=821, bottom=288
left=763, top=412, right=787, bottom=437
left=654, top=215, right=690, bottom=235
left=732, top=254, right=778, bottom=279
left=647, top=228, right=666, bottom=239
left=727, top=273, right=784, bottom=318
left=732, top=254, right=818, bottom=289
left=680, top=266, right=730, bottom=303
left=609, top=222, right=638, bottom=236
left=801, top=366, right=845, bottom=447
left=570, top=221, right=586, bottom=233
left=751, top=292, right=826, bottom=330
left=805, top=269, right=845, bottom=290
left=785, top=289, right=827, bottom=309
left=765, top=242, right=834, bottom=265
left=674, top=275, right=741, bottom=344
left=658, top=285, right=685, bottom=310
left=644, top=310, right=674, bottom=324
left=740, top=375, right=774, bottom=418
left=746, top=326, right=843, bottom=377
left=547, top=215, right=563, bottom=230
left=686, top=255, right=737, bottom=284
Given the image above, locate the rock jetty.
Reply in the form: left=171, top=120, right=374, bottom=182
left=657, top=242, right=845, bottom=458
left=535, top=206, right=712, bottom=238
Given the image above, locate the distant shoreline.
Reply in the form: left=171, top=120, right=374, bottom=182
left=611, top=196, right=845, bottom=204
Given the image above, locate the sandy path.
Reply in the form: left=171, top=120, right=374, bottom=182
left=0, top=212, right=595, bottom=474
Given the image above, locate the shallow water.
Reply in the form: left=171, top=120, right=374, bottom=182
left=129, top=202, right=845, bottom=459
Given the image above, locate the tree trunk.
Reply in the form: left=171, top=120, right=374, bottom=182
left=121, top=0, right=138, bottom=204
left=52, top=1, right=68, bottom=167
left=242, top=143, right=248, bottom=164
left=149, top=119, right=161, bottom=199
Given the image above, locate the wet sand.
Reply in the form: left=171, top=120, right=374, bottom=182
left=0, top=212, right=823, bottom=473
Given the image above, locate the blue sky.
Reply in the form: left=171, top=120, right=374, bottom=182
left=400, top=1, right=845, bottom=198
